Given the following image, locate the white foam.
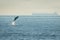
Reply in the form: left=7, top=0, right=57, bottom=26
left=12, top=21, right=16, bottom=26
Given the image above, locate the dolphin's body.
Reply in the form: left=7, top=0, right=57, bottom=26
left=14, top=16, right=19, bottom=21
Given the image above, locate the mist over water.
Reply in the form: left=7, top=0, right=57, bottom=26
left=0, top=14, right=60, bottom=40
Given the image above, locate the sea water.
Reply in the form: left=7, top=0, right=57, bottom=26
left=0, top=15, right=60, bottom=40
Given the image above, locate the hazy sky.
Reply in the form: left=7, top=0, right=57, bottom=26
left=0, top=0, right=60, bottom=15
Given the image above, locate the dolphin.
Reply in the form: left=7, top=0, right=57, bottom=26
left=12, top=16, right=19, bottom=25
left=14, top=16, right=19, bottom=21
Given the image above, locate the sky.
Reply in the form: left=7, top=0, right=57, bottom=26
left=0, top=0, right=60, bottom=15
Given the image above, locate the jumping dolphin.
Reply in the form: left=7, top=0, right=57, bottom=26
left=12, top=16, right=19, bottom=25
left=14, top=16, right=19, bottom=21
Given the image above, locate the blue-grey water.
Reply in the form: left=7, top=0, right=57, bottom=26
left=0, top=15, right=60, bottom=40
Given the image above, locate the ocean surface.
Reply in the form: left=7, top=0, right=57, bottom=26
left=0, top=15, right=60, bottom=40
